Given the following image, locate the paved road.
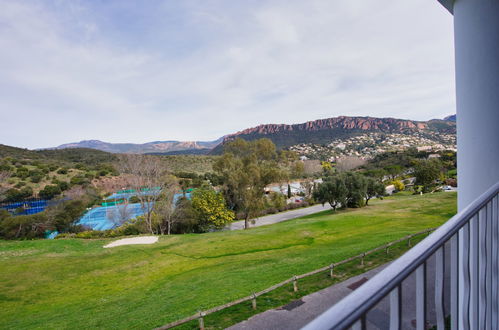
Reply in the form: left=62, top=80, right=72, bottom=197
left=228, top=242, right=451, bottom=330
left=229, top=204, right=333, bottom=230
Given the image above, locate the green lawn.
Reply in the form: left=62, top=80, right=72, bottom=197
left=0, top=192, right=456, bottom=329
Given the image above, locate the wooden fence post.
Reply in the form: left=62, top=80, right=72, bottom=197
left=360, top=253, right=365, bottom=266
left=293, top=276, right=298, bottom=292
left=385, top=245, right=389, bottom=254
left=198, top=311, right=205, bottom=330
left=407, top=238, right=411, bottom=247
left=329, top=264, right=334, bottom=278
left=252, top=293, right=257, bottom=310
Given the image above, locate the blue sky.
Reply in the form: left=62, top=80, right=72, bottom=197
left=0, top=0, right=455, bottom=149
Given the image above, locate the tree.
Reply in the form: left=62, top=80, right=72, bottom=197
left=365, top=178, right=385, bottom=206
left=39, top=185, right=61, bottom=200
left=268, top=192, right=286, bottom=210
left=287, top=184, right=292, bottom=198
left=393, top=180, right=405, bottom=192
left=4, top=186, right=33, bottom=202
left=342, top=172, right=367, bottom=208
left=152, top=180, right=177, bottom=235
left=117, top=154, right=171, bottom=234
left=384, top=165, right=403, bottom=180
left=107, top=201, right=132, bottom=227
left=172, top=198, right=197, bottom=233
left=47, top=199, right=87, bottom=232
left=336, top=157, right=366, bottom=172
left=321, top=161, right=333, bottom=173
left=414, top=159, right=442, bottom=193
left=214, top=138, right=284, bottom=229
left=313, top=176, right=347, bottom=211
left=191, top=188, right=235, bottom=230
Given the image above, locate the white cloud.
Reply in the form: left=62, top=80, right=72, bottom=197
left=0, top=0, right=455, bottom=149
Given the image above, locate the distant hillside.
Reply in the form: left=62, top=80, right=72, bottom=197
left=52, top=138, right=223, bottom=154
left=0, top=144, right=116, bottom=166
left=212, top=116, right=456, bottom=153
left=443, top=114, right=456, bottom=122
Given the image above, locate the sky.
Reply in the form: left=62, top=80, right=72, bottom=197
left=0, top=0, right=455, bottom=149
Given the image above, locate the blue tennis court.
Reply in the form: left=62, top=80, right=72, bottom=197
left=77, top=203, right=147, bottom=231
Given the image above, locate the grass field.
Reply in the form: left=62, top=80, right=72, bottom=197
left=0, top=192, right=456, bottom=329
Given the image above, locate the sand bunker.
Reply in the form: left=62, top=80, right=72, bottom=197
left=104, top=236, right=158, bottom=248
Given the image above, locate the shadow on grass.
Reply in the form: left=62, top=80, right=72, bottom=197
left=172, top=234, right=428, bottom=329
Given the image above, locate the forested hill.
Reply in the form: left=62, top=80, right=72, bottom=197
left=0, top=144, right=117, bottom=166
left=211, top=116, right=456, bottom=153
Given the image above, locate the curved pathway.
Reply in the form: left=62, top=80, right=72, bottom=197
left=229, top=204, right=332, bottom=230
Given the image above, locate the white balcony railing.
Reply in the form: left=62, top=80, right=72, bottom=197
left=303, top=181, right=499, bottom=329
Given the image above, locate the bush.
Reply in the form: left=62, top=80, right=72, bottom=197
left=266, top=207, right=278, bottom=214
left=14, top=181, right=26, bottom=188
left=57, top=168, right=68, bottom=175
left=4, top=187, right=33, bottom=202
left=46, top=199, right=86, bottom=232
left=15, top=167, right=29, bottom=179
left=0, top=213, right=52, bottom=239
left=29, top=170, right=44, bottom=183
left=129, top=196, right=140, bottom=203
left=70, top=175, right=89, bottom=186
left=58, top=181, right=69, bottom=191
left=84, top=172, right=95, bottom=180
left=74, top=164, right=88, bottom=171
left=38, top=185, right=61, bottom=200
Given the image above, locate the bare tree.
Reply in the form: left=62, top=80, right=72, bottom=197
left=336, top=156, right=367, bottom=172
left=153, top=180, right=177, bottom=234
left=107, top=200, right=132, bottom=226
left=63, top=186, right=86, bottom=200
left=117, top=154, right=170, bottom=234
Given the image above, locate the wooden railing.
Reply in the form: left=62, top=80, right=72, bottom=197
left=155, top=228, right=435, bottom=330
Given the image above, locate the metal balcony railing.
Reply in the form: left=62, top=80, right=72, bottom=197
left=303, top=181, right=499, bottom=330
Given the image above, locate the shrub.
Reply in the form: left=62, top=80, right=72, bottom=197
left=15, top=167, right=29, bottom=179
left=266, top=207, right=278, bottom=214
left=0, top=213, right=52, bottom=239
left=29, top=170, right=44, bottom=183
left=38, top=185, right=61, bottom=200
left=70, top=175, right=89, bottom=186
left=46, top=199, right=86, bottom=232
left=129, top=196, right=140, bottom=203
left=4, top=187, right=33, bottom=202
left=74, top=164, right=88, bottom=171
left=58, top=181, right=69, bottom=191
left=57, top=168, right=68, bottom=175
left=14, top=181, right=26, bottom=188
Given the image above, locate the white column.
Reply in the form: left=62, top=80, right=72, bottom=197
left=450, top=1, right=499, bottom=329
left=453, top=0, right=499, bottom=210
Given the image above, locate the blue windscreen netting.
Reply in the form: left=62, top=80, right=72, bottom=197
left=76, top=203, right=147, bottom=231
left=0, top=199, right=51, bottom=215
left=77, top=193, right=191, bottom=231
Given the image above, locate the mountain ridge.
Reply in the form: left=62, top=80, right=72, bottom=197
left=52, top=138, right=223, bottom=154
left=211, top=115, right=456, bottom=153
left=46, top=115, right=456, bottom=155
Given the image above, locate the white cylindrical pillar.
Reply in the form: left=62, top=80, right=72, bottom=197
left=453, top=0, right=499, bottom=211
left=451, top=2, right=499, bottom=329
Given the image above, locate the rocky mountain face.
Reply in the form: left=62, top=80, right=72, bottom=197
left=51, top=115, right=456, bottom=155
left=54, top=138, right=222, bottom=154
left=212, top=116, right=456, bottom=153
left=228, top=116, right=429, bottom=136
